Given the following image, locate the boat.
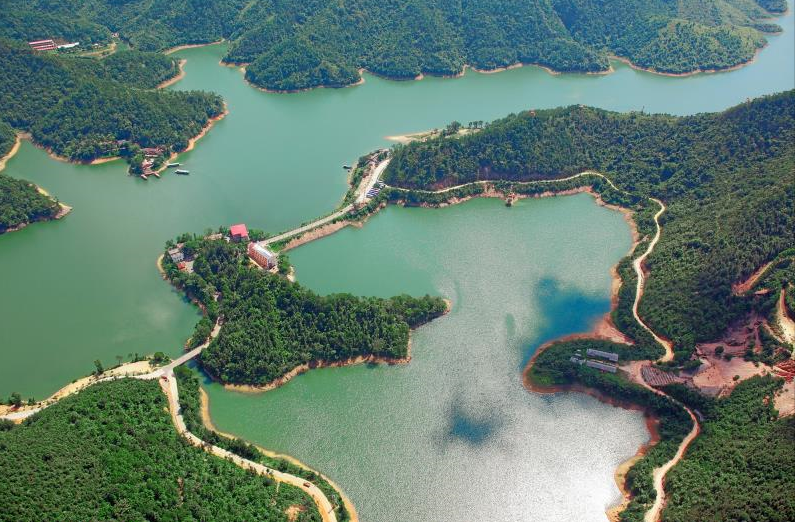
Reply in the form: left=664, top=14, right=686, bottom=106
left=166, top=162, right=181, bottom=168
left=174, top=169, right=190, bottom=175
left=343, top=164, right=351, bottom=170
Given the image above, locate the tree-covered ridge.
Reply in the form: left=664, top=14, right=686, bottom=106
left=0, top=379, right=321, bottom=521
left=0, top=39, right=224, bottom=165
left=661, top=377, right=795, bottom=522
left=3, top=0, right=785, bottom=91
left=163, top=235, right=448, bottom=386
left=385, top=91, right=795, bottom=358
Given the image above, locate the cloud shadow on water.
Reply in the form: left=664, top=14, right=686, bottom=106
left=519, top=277, right=611, bottom=368
left=440, top=394, right=504, bottom=447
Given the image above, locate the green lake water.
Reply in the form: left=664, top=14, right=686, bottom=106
left=205, top=195, right=642, bottom=521
left=0, top=4, right=793, bottom=517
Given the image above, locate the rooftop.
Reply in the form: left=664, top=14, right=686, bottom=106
left=230, top=223, right=248, bottom=237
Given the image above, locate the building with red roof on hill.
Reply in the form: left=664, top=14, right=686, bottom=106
left=230, top=223, right=249, bottom=242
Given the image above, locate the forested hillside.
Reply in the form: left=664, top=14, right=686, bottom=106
left=2, top=0, right=785, bottom=91
left=163, top=236, right=448, bottom=385
left=661, top=377, right=795, bottom=522
left=0, top=379, right=321, bottom=521
left=385, top=91, right=795, bottom=357
left=0, top=39, right=223, bottom=166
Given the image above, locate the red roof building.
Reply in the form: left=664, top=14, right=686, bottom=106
left=230, top=223, right=249, bottom=241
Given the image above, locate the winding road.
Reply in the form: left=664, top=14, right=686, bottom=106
left=631, top=198, right=675, bottom=363
left=160, top=372, right=338, bottom=522
left=0, top=315, right=341, bottom=521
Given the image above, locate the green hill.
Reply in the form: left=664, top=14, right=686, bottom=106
left=1, top=0, right=784, bottom=90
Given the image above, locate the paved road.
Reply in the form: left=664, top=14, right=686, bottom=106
left=261, top=157, right=391, bottom=247
left=260, top=205, right=353, bottom=246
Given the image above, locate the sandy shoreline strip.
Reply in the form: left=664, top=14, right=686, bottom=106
left=157, top=59, right=187, bottom=89
left=0, top=360, right=154, bottom=420
left=163, top=40, right=225, bottom=55
left=198, top=388, right=360, bottom=521
left=0, top=134, right=22, bottom=172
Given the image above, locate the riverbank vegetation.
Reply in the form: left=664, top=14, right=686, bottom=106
left=0, top=39, right=224, bottom=169
left=386, top=91, right=795, bottom=359
left=163, top=235, right=447, bottom=386
left=3, top=0, right=785, bottom=91
left=0, top=379, right=321, bottom=521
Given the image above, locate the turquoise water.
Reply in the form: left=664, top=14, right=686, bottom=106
left=205, top=196, right=643, bottom=521
left=1, top=3, right=791, bottom=396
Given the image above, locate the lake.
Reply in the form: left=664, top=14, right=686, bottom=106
left=0, top=5, right=792, bottom=518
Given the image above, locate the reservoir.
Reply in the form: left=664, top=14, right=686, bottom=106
left=0, top=4, right=792, bottom=518
left=205, top=195, right=644, bottom=521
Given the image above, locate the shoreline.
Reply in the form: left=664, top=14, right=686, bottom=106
left=17, top=132, right=121, bottom=166
left=163, top=40, right=225, bottom=55
left=0, top=359, right=154, bottom=420
left=608, top=50, right=764, bottom=77
left=157, top=59, right=187, bottom=89
left=156, top=107, right=229, bottom=175
left=198, top=387, right=360, bottom=521
left=220, top=33, right=774, bottom=95
left=0, top=134, right=22, bottom=172
left=0, top=134, right=73, bottom=233
left=220, top=353, right=412, bottom=394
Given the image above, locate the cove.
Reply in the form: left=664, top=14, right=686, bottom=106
left=204, top=195, right=644, bottom=521
left=0, top=1, right=792, bottom=399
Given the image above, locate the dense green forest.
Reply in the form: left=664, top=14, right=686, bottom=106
left=660, top=377, right=795, bottom=522
left=0, top=174, right=61, bottom=233
left=0, top=121, right=61, bottom=232
left=385, top=91, right=795, bottom=358
left=163, top=236, right=447, bottom=385
left=0, top=379, right=321, bottom=521
left=0, top=39, right=223, bottom=167
left=2, top=0, right=784, bottom=90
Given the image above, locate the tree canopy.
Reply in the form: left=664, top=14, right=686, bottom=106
left=0, top=39, right=224, bottom=166
left=163, top=236, right=448, bottom=385
left=0, top=379, right=321, bottom=521
left=1, top=0, right=784, bottom=91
